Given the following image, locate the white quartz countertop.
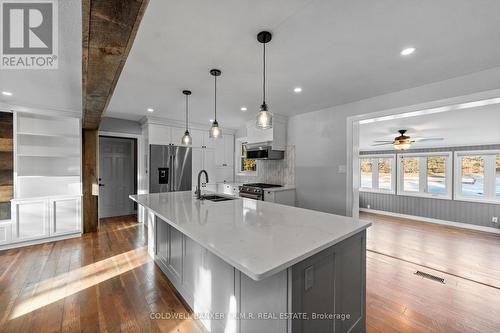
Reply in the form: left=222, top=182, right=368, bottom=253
left=130, top=191, right=370, bottom=281
left=263, top=185, right=296, bottom=192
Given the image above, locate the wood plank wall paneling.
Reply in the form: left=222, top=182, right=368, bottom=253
left=83, top=129, right=99, bottom=233
left=359, top=144, right=500, bottom=229
left=0, top=112, right=13, bottom=219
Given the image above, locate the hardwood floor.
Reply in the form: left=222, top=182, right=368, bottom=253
left=362, top=212, right=500, bottom=288
left=0, top=213, right=499, bottom=332
left=0, top=216, right=206, bottom=333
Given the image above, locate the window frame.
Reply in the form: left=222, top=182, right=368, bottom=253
left=359, top=154, right=396, bottom=194
left=453, top=150, right=500, bottom=204
left=235, top=137, right=257, bottom=176
left=397, top=152, right=453, bottom=200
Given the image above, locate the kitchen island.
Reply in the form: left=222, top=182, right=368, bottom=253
left=130, top=191, right=371, bottom=333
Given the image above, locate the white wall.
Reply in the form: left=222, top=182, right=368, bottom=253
left=100, top=117, right=142, bottom=135
left=288, top=66, right=500, bottom=215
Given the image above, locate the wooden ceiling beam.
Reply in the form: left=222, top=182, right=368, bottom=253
left=82, top=0, right=149, bottom=130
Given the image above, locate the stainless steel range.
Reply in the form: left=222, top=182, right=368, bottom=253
left=239, top=183, right=282, bottom=200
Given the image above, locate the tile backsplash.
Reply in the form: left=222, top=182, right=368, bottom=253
left=236, top=145, right=295, bottom=185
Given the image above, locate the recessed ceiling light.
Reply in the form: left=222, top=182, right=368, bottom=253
left=294, top=87, right=302, bottom=93
left=240, top=107, right=247, bottom=112
left=400, top=47, right=416, bottom=56
left=147, top=108, right=154, bottom=112
left=2, top=91, right=13, bottom=96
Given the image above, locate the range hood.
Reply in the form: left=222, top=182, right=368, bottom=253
left=246, top=143, right=284, bottom=160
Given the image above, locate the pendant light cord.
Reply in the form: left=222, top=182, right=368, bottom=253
left=214, top=75, right=217, bottom=121
left=263, top=42, right=266, bottom=104
left=185, top=94, right=188, bottom=131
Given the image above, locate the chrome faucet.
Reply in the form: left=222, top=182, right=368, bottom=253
left=196, top=170, right=209, bottom=200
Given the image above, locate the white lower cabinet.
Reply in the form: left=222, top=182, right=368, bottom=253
left=4, top=196, right=82, bottom=249
left=51, top=197, right=81, bottom=236
left=154, top=217, right=289, bottom=333
left=0, top=222, right=12, bottom=244
left=12, top=199, right=49, bottom=241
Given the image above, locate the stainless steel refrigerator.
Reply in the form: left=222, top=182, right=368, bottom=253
left=149, top=145, right=192, bottom=193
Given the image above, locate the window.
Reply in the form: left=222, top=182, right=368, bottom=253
left=398, top=152, right=452, bottom=199
left=496, top=156, right=500, bottom=197
left=360, top=159, right=372, bottom=188
left=236, top=137, right=256, bottom=175
left=359, top=155, right=396, bottom=193
left=454, top=151, right=500, bottom=203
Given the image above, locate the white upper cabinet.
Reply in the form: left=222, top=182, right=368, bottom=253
left=215, top=134, right=234, bottom=167
left=190, top=129, right=204, bottom=148
left=149, top=123, right=173, bottom=145
left=170, top=126, right=186, bottom=146
left=246, top=115, right=287, bottom=151
left=203, top=131, right=216, bottom=149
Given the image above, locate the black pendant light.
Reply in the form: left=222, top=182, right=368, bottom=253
left=209, top=69, right=222, bottom=139
left=181, top=90, right=192, bottom=146
left=256, top=31, right=273, bottom=129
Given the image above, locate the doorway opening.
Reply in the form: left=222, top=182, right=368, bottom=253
left=98, top=136, right=138, bottom=220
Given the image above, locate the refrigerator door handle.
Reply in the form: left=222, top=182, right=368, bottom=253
left=170, top=154, right=175, bottom=192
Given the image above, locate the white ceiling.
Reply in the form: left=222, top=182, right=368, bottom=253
left=107, top=0, right=500, bottom=129
left=0, top=0, right=82, bottom=113
left=359, top=104, right=500, bottom=151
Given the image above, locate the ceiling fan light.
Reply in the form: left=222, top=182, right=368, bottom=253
left=394, top=139, right=412, bottom=150
left=181, top=130, right=192, bottom=146
left=210, top=120, right=221, bottom=139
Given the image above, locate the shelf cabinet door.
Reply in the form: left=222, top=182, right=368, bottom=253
left=51, top=197, right=81, bottom=236
left=215, top=135, right=234, bottom=167
left=170, top=127, right=186, bottom=146
left=224, top=134, right=234, bottom=166
left=13, top=200, right=49, bottom=241
left=168, top=227, right=183, bottom=283
left=190, top=129, right=204, bottom=148
left=215, top=138, right=225, bottom=166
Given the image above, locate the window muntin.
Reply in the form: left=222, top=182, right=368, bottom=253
left=398, top=153, right=452, bottom=199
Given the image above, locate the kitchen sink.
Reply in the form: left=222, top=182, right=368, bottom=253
left=201, top=194, right=236, bottom=202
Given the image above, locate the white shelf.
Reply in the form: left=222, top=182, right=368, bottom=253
left=17, top=132, right=79, bottom=139
left=15, top=112, right=82, bottom=199
left=17, top=153, right=80, bottom=158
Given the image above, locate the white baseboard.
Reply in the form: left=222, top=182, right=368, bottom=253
left=0, top=233, right=82, bottom=251
left=359, top=208, right=500, bottom=235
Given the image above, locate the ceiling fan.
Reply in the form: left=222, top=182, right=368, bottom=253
left=371, top=129, right=444, bottom=150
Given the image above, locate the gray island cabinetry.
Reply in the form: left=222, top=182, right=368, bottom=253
left=130, top=192, right=370, bottom=333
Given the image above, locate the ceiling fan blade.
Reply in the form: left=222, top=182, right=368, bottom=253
left=413, top=137, right=444, bottom=142
left=371, top=142, right=393, bottom=146
left=373, top=140, right=394, bottom=143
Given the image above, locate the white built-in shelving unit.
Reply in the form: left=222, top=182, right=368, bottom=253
left=0, top=112, right=82, bottom=249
